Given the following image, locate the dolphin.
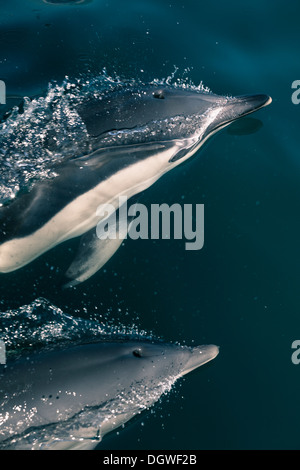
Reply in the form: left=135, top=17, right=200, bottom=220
left=0, top=339, right=219, bottom=450
left=0, top=84, right=272, bottom=286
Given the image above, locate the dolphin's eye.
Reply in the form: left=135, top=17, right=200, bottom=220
left=132, top=349, right=142, bottom=358
left=153, top=90, right=165, bottom=99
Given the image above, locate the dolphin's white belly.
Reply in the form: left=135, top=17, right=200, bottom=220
left=0, top=146, right=175, bottom=272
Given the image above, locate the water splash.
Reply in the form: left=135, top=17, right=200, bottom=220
left=0, top=297, right=154, bottom=359
left=152, top=65, right=211, bottom=93
left=0, top=71, right=212, bottom=206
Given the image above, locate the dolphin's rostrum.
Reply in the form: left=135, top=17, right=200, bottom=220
left=0, top=339, right=219, bottom=450
left=0, top=82, right=272, bottom=285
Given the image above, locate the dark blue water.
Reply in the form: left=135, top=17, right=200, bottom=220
left=0, top=0, right=300, bottom=450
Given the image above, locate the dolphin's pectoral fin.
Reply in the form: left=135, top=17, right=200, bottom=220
left=40, top=437, right=100, bottom=451
left=63, top=230, right=124, bottom=289
left=63, top=209, right=129, bottom=288
left=39, top=427, right=101, bottom=450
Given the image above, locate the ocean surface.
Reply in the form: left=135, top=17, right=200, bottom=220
left=0, top=0, right=300, bottom=450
